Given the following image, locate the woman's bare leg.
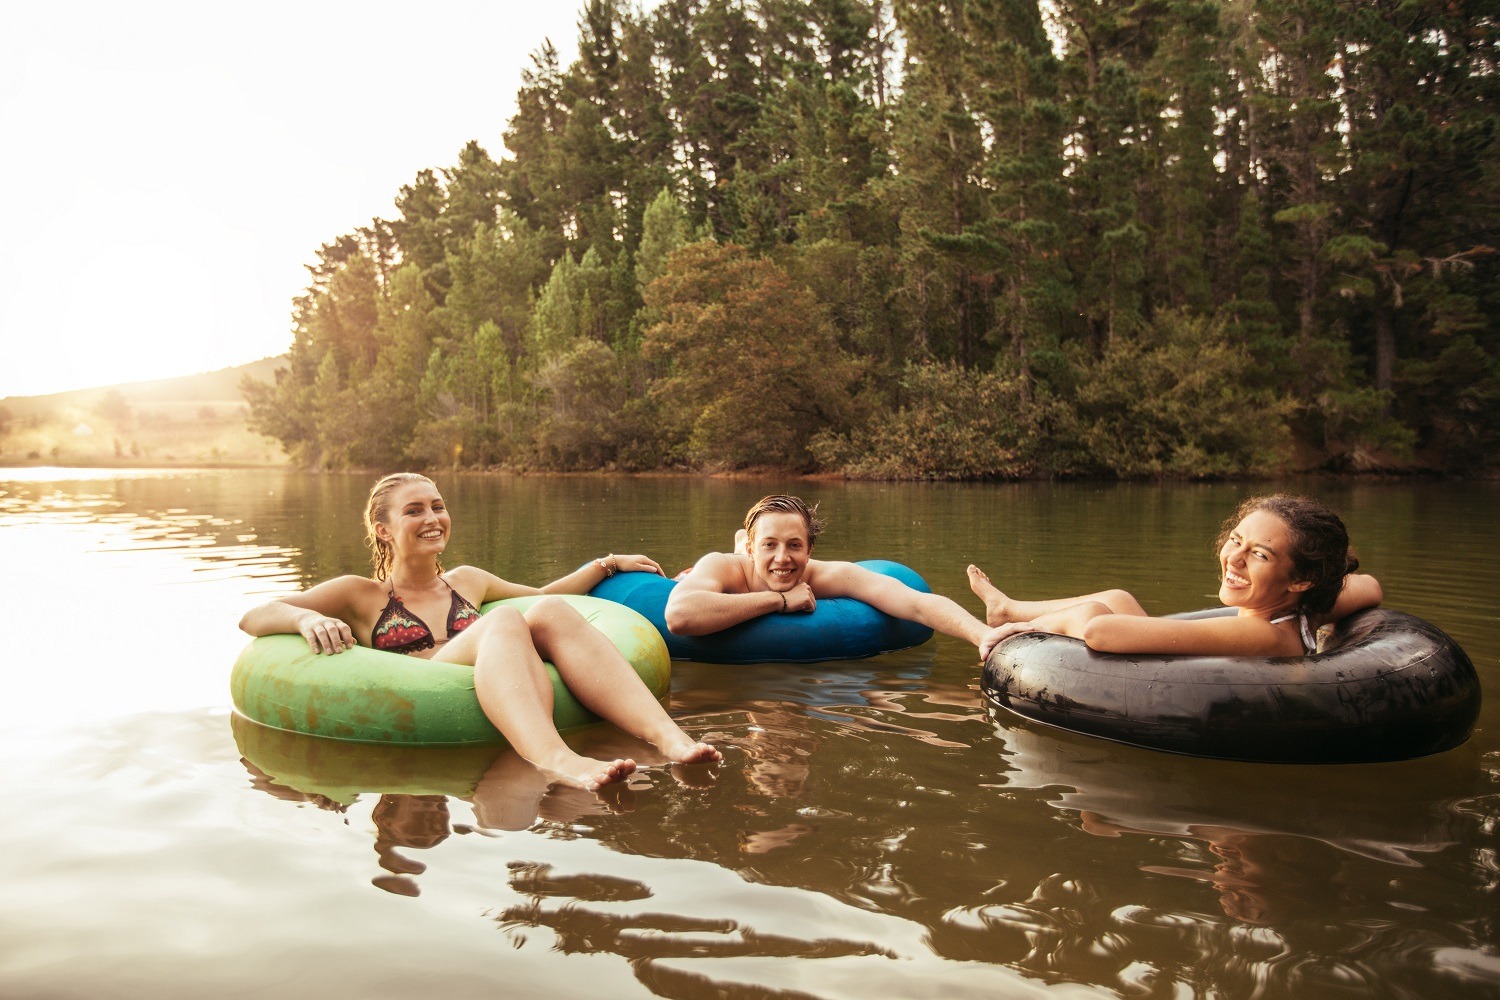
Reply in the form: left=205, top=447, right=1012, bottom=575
left=436, top=607, right=636, bottom=791
left=967, top=565, right=1146, bottom=626
left=524, top=597, right=721, bottom=765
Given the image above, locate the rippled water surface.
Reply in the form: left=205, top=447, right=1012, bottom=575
left=2, top=469, right=1496, bottom=999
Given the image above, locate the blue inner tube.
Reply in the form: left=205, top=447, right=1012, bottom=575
left=981, top=607, right=1481, bottom=764
left=589, top=559, right=934, bottom=663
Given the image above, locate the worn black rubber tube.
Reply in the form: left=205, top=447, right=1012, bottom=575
left=981, top=607, right=1481, bottom=764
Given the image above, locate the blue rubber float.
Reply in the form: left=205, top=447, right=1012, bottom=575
left=589, top=559, right=934, bottom=663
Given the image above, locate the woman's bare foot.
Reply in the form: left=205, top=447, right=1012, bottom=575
left=533, top=749, right=637, bottom=791
left=967, top=564, right=1013, bottom=626
left=655, top=729, right=723, bottom=765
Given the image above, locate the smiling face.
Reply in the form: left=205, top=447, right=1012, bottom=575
left=1218, top=509, right=1311, bottom=614
left=745, top=510, right=812, bottom=592
left=377, top=479, right=451, bottom=562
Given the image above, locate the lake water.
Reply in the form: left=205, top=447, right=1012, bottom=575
left=1, top=469, right=1496, bottom=999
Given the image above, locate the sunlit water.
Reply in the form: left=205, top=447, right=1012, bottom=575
left=1, top=469, right=1496, bottom=999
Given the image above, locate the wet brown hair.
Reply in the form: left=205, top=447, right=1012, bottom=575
left=744, top=494, right=825, bottom=548
left=364, top=473, right=442, bottom=581
left=1216, top=494, right=1358, bottom=615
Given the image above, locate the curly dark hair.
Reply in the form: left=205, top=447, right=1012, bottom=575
left=744, top=495, right=826, bottom=548
left=1216, top=494, right=1359, bottom=615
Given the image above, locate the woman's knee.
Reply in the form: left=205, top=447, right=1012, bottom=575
left=437, top=605, right=532, bottom=667
left=1101, top=589, right=1145, bottom=615
left=472, top=605, right=530, bottom=641
left=523, top=596, right=586, bottom=634
left=523, top=597, right=599, bottom=657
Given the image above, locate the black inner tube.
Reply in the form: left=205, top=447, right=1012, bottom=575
left=981, top=608, right=1481, bottom=764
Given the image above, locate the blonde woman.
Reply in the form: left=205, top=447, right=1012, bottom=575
left=240, top=473, right=720, bottom=790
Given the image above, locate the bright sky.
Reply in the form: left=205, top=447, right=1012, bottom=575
left=0, top=1, right=588, bottom=399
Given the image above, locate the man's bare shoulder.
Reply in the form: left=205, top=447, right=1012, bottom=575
left=678, top=552, right=750, bottom=592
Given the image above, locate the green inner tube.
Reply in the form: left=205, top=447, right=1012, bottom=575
left=230, top=595, right=670, bottom=746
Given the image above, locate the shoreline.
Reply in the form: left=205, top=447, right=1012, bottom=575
left=0, top=459, right=1482, bottom=482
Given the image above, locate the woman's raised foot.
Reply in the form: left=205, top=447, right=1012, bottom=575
left=967, top=564, right=1013, bottom=627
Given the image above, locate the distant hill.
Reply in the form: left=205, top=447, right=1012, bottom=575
left=1, top=356, right=287, bottom=413
left=0, top=357, right=290, bottom=467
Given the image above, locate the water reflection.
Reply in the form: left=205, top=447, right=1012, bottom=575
left=1090, top=819, right=1361, bottom=927
left=233, top=714, right=644, bottom=897
left=949, top=711, right=1500, bottom=996
left=986, top=709, right=1475, bottom=865
left=940, top=876, right=1499, bottom=998
left=212, top=675, right=1500, bottom=998
left=220, top=604, right=1500, bottom=996
left=6, top=469, right=1500, bottom=999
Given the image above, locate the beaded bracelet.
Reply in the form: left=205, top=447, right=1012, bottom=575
left=596, top=555, right=616, bottom=577
left=779, top=591, right=788, bottom=612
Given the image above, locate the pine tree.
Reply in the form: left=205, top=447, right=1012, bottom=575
left=1053, top=0, right=1158, bottom=346
left=500, top=40, right=572, bottom=263
left=1140, top=0, right=1223, bottom=312
left=1332, top=0, right=1499, bottom=394
left=636, top=187, right=693, bottom=294
left=1252, top=0, right=1343, bottom=346
left=887, top=0, right=990, bottom=364
left=963, top=0, right=1074, bottom=376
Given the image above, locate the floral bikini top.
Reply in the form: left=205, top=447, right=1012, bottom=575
left=371, top=578, right=482, bottom=655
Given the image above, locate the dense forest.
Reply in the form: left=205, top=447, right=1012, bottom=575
left=246, top=0, right=1500, bottom=478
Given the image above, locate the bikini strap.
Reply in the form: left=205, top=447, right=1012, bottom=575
left=1299, top=614, right=1318, bottom=654
left=1269, top=611, right=1318, bottom=654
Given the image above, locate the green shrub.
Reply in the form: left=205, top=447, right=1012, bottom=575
left=1398, top=334, right=1500, bottom=472
left=811, top=361, right=1035, bottom=479
left=1047, top=309, right=1296, bottom=478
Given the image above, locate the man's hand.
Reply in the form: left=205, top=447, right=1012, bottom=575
left=782, top=582, right=816, bottom=613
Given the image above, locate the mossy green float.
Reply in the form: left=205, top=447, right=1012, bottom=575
left=230, top=595, right=670, bottom=746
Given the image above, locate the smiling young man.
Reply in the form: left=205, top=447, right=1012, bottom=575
left=663, top=494, right=995, bottom=651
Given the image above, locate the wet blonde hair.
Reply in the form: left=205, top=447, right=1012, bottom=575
left=744, top=494, right=825, bottom=548
left=364, top=473, right=442, bottom=581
